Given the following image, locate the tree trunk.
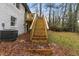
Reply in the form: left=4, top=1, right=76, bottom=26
left=53, top=10, right=54, bottom=25
left=62, top=4, right=67, bottom=28
left=49, top=3, right=52, bottom=27
left=39, top=3, right=42, bottom=17
left=73, top=4, right=79, bottom=32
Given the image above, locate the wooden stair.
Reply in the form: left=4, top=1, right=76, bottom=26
left=31, top=17, right=48, bottom=44
left=29, top=16, right=52, bottom=55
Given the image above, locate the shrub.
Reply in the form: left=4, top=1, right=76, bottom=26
left=49, top=25, right=62, bottom=32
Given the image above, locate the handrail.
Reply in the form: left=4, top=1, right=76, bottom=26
left=44, top=15, right=49, bottom=30
left=29, top=14, right=37, bottom=30
left=43, top=17, right=48, bottom=39
left=30, top=14, right=37, bottom=40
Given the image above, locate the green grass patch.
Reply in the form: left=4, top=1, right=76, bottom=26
left=48, top=31, right=79, bottom=55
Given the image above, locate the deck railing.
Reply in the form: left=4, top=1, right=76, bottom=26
left=30, top=14, right=37, bottom=40
left=29, top=14, right=37, bottom=30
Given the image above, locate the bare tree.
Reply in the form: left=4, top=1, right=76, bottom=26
left=61, top=3, right=67, bottom=29
left=45, top=3, right=55, bottom=27
left=73, top=3, right=79, bottom=32
left=39, top=3, right=42, bottom=17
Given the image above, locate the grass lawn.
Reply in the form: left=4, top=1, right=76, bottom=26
left=48, top=30, right=79, bottom=55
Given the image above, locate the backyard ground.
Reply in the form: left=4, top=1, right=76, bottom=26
left=0, top=31, right=79, bottom=56
left=0, top=32, right=31, bottom=56
left=48, top=30, right=79, bottom=55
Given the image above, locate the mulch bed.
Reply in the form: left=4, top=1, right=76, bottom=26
left=0, top=32, right=71, bottom=56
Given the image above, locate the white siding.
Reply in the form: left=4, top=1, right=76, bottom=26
left=0, top=3, right=25, bottom=35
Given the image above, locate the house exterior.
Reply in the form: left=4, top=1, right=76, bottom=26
left=0, top=3, right=30, bottom=35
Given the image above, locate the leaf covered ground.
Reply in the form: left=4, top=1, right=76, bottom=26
left=0, top=31, right=78, bottom=56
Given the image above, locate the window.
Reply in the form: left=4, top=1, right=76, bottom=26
left=11, top=16, right=16, bottom=26
left=16, top=3, right=20, bottom=9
